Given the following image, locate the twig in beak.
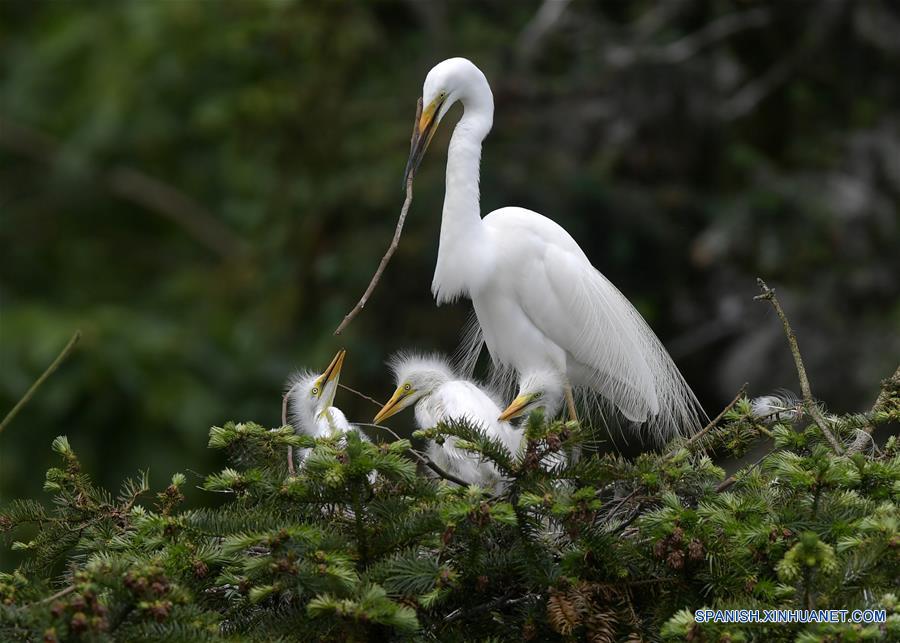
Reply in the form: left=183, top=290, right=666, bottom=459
left=333, top=98, right=423, bottom=336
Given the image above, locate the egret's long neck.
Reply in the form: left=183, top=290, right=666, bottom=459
left=433, top=90, right=494, bottom=304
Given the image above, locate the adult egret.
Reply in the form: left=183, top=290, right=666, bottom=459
left=404, top=57, right=704, bottom=440
left=286, top=349, right=354, bottom=466
left=372, top=352, right=521, bottom=490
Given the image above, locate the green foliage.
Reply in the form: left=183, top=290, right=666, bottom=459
left=2, top=380, right=898, bottom=642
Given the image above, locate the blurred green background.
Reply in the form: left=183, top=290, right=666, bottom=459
left=2, top=0, right=898, bottom=524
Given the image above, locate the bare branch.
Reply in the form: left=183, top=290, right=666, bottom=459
left=338, top=383, right=384, bottom=409
left=0, top=330, right=81, bottom=436
left=334, top=98, right=422, bottom=335
left=669, top=383, right=747, bottom=456
left=754, top=279, right=843, bottom=454
left=363, top=423, right=473, bottom=488
left=716, top=446, right=774, bottom=493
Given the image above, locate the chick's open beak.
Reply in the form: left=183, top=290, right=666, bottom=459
left=403, top=96, right=444, bottom=185
left=315, top=349, right=346, bottom=399
left=373, top=386, right=410, bottom=424
left=498, top=393, right=536, bottom=422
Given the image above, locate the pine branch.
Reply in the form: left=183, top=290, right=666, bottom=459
left=755, top=278, right=843, bottom=454
left=846, top=364, right=900, bottom=455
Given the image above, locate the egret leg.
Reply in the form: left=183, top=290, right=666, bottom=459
left=564, top=382, right=578, bottom=423
left=563, top=381, right=582, bottom=464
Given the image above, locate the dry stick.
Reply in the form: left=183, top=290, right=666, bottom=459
left=36, top=584, right=77, bottom=606
left=716, top=446, right=775, bottom=493
left=0, top=330, right=81, bottom=435
left=754, top=278, right=843, bottom=454
left=334, top=98, right=423, bottom=336
left=368, top=423, right=472, bottom=488
left=338, top=383, right=384, bottom=408
left=666, top=383, right=747, bottom=458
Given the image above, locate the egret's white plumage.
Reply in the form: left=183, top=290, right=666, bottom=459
left=407, top=58, right=705, bottom=441
left=373, top=352, right=521, bottom=490
left=497, top=369, right=566, bottom=422
left=286, top=350, right=357, bottom=465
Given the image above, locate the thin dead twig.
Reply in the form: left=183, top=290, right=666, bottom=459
left=334, top=98, right=423, bottom=335
left=366, top=423, right=472, bottom=488
left=754, top=278, right=843, bottom=454
left=666, top=383, right=747, bottom=457
left=0, top=330, right=81, bottom=435
left=339, top=383, right=384, bottom=408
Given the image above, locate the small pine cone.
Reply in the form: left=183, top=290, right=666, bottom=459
left=670, top=526, right=684, bottom=543
left=688, top=539, right=705, bottom=561
left=69, top=612, right=88, bottom=634
left=653, top=539, right=668, bottom=559
left=91, top=615, right=108, bottom=632
left=148, top=600, right=172, bottom=622
left=441, top=526, right=455, bottom=546
left=546, top=434, right=561, bottom=452
left=437, top=569, right=453, bottom=588
left=43, top=629, right=58, bottom=643
left=666, top=549, right=685, bottom=570
left=50, top=602, right=65, bottom=618
left=0, top=516, right=12, bottom=531
left=522, top=620, right=537, bottom=640
left=192, top=560, right=209, bottom=579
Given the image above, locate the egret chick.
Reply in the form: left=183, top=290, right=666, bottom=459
left=372, top=353, right=520, bottom=490
left=497, top=370, right=572, bottom=468
left=286, top=349, right=352, bottom=467
left=497, top=370, right=565, bottom=422
left=404, top=57, right=705, bottom=441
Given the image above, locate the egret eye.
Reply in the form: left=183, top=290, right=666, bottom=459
left=404, top=384, right=411, bottom=392
left=311, top=387, right=319, bottom=396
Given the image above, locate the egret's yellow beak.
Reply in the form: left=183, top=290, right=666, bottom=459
left=404, top=95, right=445, bottom=185
left=313, top=349, right=346, bottom=398
left=373, top=385, right=412, bottom=424
left=498, top=393, right=538, bottom=422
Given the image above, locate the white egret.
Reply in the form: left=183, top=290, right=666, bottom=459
left=497, top=370, right=565, bottom=423
left=404, top=57, right=704, bottom=440
left=285, top=349, right=354, bottom=466
left=372, top=352, right=521, bottom=490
